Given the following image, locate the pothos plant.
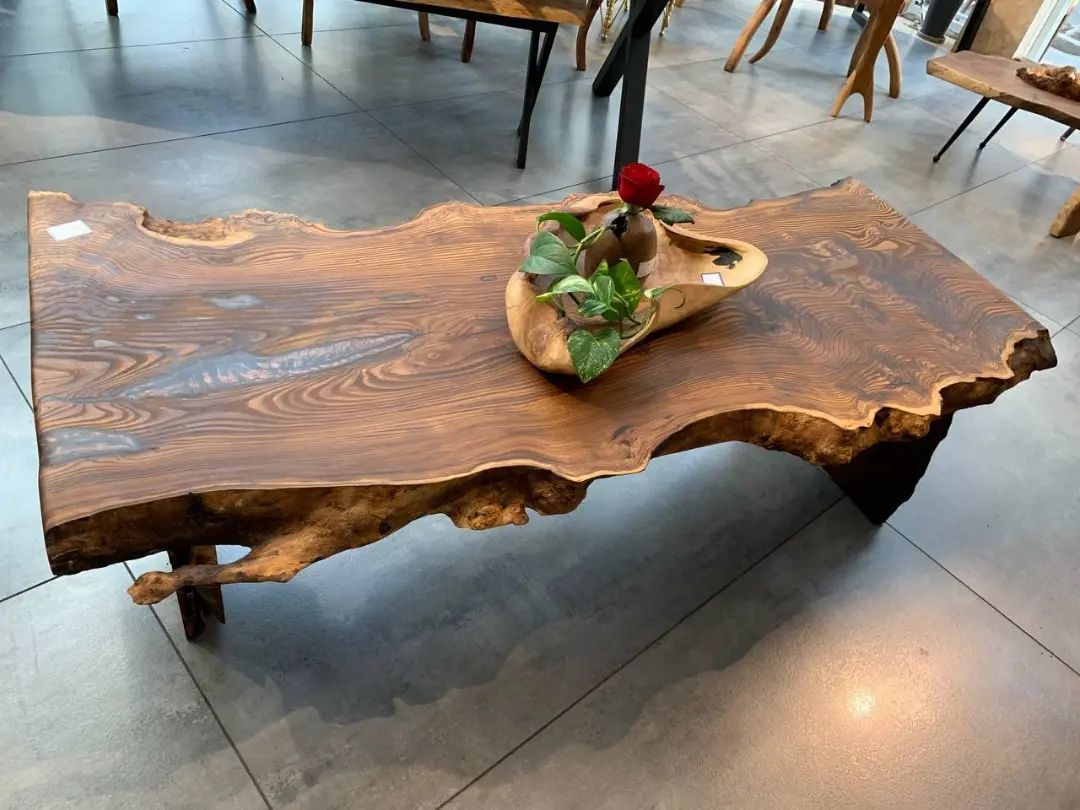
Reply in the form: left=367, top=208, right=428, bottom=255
left=518, top=163, right=694, bottom=383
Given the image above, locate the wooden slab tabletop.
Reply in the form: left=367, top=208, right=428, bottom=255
left=927, top=51, right=1080, bottom=129
left=28, top=180, right=1056, bottom=595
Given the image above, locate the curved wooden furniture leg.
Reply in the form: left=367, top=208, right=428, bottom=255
left=167, top=546, right=225, bottom=641
left=418, top=12, right=431, bottom=42
left=461, top=19, right=476, bottom=62
left=750, top=0, right=794, bottom=64
left=847, top=19, right=872, bottom=75
left=577, top=0, right=604, bottom=70
left=1050, top=186, right=1080, bottom=238
left=105, top=0, right=118, bottom=15
left=301, top=0, right=314, bottom=46
left=832, top=2, right=896, bottom=121
left=725, top=0, right=779, bottom=72
left=884, top=32, right=901, bottom=97
left=818, top=0, right=833, bottom=30
left=825, top=416, right=953, bottom=524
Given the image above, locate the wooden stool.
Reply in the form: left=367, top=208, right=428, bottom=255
left=724, top=0, right=835, bottom=72
left=724, top=0, right=903, bottom=122
left=831, top=0, right=905, bottom=122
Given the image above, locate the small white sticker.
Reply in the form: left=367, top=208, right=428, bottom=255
left=700, top=272, right=725, bottom=287
left=47, top=220, right=91, bottom=241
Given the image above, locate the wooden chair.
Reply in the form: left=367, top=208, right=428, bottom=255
left=724, top=0, right=904, bottom=122
left=445, top=0, right=604, bottom=70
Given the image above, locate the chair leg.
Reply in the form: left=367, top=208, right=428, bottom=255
left=243, top=0, right=256, bottom=12
left=659, top=0, right=675, bottom=35
left=978, top=107, right=1016, bottom=150
left=831, top=0, right=897, bottom=122
left=1050, top=186, right=1080, bottom=238
left=418, top=12, right=431, bottom=41
left=884, top=32, right=901, bottom=98
left=577, top=0, right=604, bottom=70
left=818, top=0, right=833, bottom=30
left=847, top=20, right=872, bottom=75
left=461, top=19, right=476, bottom=62
left=725, top=0, right=779, bottom=73
left=932, top=97, right=988, bottom=162
left=301, top=0, right=314, bottom=46
left=518, top=28, right=556, bottom=169
left=750, top=0, right=794, bottom=64
left=105, top=0, right=118, bottom=15
left=1062, top=127, right=1075, bottom=142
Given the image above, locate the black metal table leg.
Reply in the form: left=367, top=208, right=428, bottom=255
left=933, top=97, right=989, bottom=163
left=517, top=25, right=556, bottom=169
left=978, top=106, right=1016, bottom=150
left=592, top=0, right=670, bottom=184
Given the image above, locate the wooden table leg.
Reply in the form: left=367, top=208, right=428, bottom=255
left=725, top=0, right=780, bottom=72
left=105, top=0, right=118, bottom=15
left=824, top=415, right=952, bottom=524
left=1050, top=186, right=1080, bottom=238
left=831, top=0, right=901, bottom=121
left=418, top=12, right=431, bottom=41
left=750, top=0, right=794, bottom=64
left=578, top=0, right=604, bottom=70
left=461, top=19, right=476, bottom=62
left=818, top=0, right=834, bottom=30
left=167, top=546, right=226, bottom=640
left=301, top=0, right=314, bottom=46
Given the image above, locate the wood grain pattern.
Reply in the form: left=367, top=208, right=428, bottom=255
left=27, top=181, right=1056, bottom=605
left=928, top=51, right=1080, bottom=130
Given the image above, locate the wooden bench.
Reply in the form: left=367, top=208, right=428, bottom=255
left=928, top=50, right=1080, bottom=239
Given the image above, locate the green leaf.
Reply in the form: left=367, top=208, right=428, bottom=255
left=548, top=275, right=593, bottom=296
left=577, top=299, right=617, bottom=319
left=520, top=231, right=576, bottom=276
left=609, top=259, right=642, bottom=315
left=591, top=274, right=615, bottom=305
left=536, top=211, right=587, bottom=243
left=650, top=205, right=695, bottom=225
left=567, top=327, right=621, bottom=383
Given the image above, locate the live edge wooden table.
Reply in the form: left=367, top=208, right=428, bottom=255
left=28, top=180, right=1056, bottom=639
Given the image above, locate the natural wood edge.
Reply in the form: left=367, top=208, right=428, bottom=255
left=1050, top=186, right=1080, bottom=238
left=40, top=328, right=1053, bottom=606
left=926, top=56, right=1080, bottom=130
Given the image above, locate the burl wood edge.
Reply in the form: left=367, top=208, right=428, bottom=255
left=45, top=332, right=1053, bottom=606
left=28, top=182, right=1057, bottom=605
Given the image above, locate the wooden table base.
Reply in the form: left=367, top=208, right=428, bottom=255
left=167, top=546, right=225, bottom=639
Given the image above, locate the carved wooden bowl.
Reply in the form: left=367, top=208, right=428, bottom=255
left=506, top=194, right=768, bottom=377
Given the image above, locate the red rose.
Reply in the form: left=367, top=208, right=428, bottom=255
left=618, top=162, right=664, bottom=208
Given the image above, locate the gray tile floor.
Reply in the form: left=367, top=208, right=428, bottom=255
left=1, top=0, right=1079, bottom=807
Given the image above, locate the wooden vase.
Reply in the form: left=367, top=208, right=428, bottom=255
left=506, top=194, right=768, bottom=377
